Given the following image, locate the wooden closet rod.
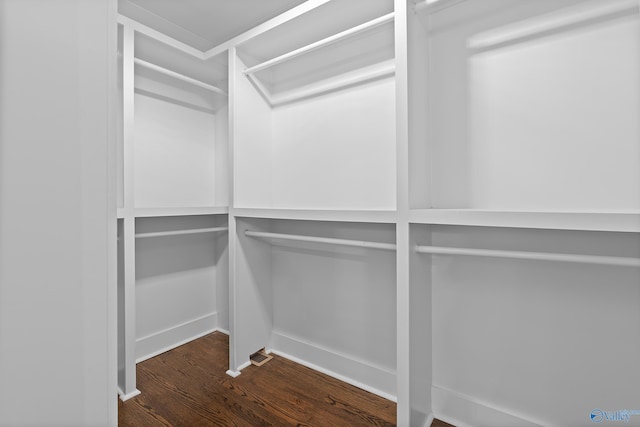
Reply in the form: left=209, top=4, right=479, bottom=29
left=245, top=230, right=396, bottom=251
left=243, top=12, right=395, bottom=75
left=136, top=227, right=228, bottom=239
left=134, top=58, right=227, bottom=96
left=415, top=245, right=640, bottom=267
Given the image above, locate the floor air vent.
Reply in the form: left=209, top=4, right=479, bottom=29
left=250, top=348, right=273, bottom=367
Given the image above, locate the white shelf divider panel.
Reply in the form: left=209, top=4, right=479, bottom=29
left=118, top=23, right=139, bottom=401
left=408, top=209, right=640, bottom=233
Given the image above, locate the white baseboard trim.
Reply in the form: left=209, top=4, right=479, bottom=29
left=136, top=312, right=218, bottom=363
left=424, top=413, right=435, bottom=427
left=226, top=360, right=251, bottom=377
left=118, top=388, right=141, bottom=402
left=215, top=327, right=229, bottom=335
left=432, top=385, right=545, bottom=427
left=270, top=330, right=396, bottom=402
left=226, top=369, right=241, bottom=378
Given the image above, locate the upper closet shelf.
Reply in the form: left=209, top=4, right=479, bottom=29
left=467, top=0, right=638, bottom=50
left=232, top=208, right=397, bottom=224
left=243, top=12, right=394, bottom=75
left=237, top=0, right=395, bottom=107
left=408, top=210, right=640, bottom=233
left=413, top=0, right=467, bottom=14
left=247, top=60, right=395, bottom=107
left=135, top=58, right=227, bottom=96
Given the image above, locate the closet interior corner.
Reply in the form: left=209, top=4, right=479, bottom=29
left=116, top=10, right=230, bottom=399
left=115, top=1, right=640, bottom=426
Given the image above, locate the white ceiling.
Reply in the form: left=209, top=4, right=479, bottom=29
left=119, top=0, right=308, bottom=51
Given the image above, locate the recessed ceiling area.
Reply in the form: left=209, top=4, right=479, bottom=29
left=119, top=0, right=308, bottom=52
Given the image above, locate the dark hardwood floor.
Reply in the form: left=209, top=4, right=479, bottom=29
left=118, top=332, right=454, bottom=426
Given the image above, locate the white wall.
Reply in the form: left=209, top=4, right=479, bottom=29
left=467, top=8, right=639, bottom=210
left=233, top=219, right=397, bottom=396
left=426, top=0, right=639, bottom=210
left=134, top=216, right=222, bottom=361
left=429, top=226, right=640, bottom=426
left=134, top=94, right=217, bottom=208
left=270, top=220, right=396, bottom=392
left=271, top=78, right=397, bottom=210
left=0, top=0, right=116, bottom=426
left=233, top=52, right=397, bottom=210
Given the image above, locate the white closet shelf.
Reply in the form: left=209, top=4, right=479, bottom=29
left=134, top=58, right=227, bottom=96
left=136, top=226, right=228, bottom=239
left=241, top=10, right=395, bottom=107
left=413, top=0, right=467, bottom=14
left=243, top=12, right=395, bottom=75
left=118, top=14, right=205, bottom=59
left=468, top=0, right=639, bottom=50
left=416, top=245, right=640, bottom=267
left=245, top=230, right=396, bottom=251
left=231, top=208, right=397, bottom=223
left=132, top=207, right=229, bottom=218
left=202, top=0, right=333, bottom=59
left=250, top=60, right=395, bottom=107
left=408, top=209, right=640, bottom=233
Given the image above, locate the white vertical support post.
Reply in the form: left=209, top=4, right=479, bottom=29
left=397, top=0, right=434, bottom=425
left=226, top=213, right=239, bottom=377
left=119, top=24, right=140, bottom=401
left=395, top=0, right=412, bottom=425
left=396, top=223, right=412, bottom=425
left=401, top=1, right=435, bottom=424
left=226, top=47, right=240, bottom=377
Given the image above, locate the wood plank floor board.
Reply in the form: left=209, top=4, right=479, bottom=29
left=118, top=332, right=454, bottom=426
